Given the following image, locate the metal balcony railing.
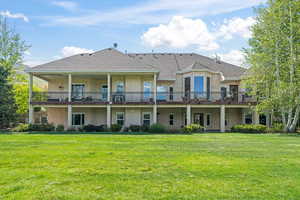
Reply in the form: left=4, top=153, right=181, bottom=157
left=31, top=91, right=256, bottom=104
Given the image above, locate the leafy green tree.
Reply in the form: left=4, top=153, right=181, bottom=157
left=244, top=0, right=300, bottom=132
left=0, top=17, right=28, bottom=128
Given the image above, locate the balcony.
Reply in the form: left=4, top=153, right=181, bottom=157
left=31, top=91, right=256, bottom=105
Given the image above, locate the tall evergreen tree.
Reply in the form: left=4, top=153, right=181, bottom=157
left=244, top=0, right=300, bottom=132
left=0, top=17, right=28, bottom=128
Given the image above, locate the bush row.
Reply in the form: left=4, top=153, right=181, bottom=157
left=231, top=124, right=267, bottom=133
left=12, top=123, right=205, bottom=134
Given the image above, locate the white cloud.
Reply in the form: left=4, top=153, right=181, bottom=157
left=61, top=46, right=94, bottom=57
left=52, top=1, right=78, bottom=11
left=218, top=50, right=245, bottom=66
left=217, top=17, right=256, bottom=40
left=0, top=10, right=29, bottom=22
left=44, top=0, right=266, bottom=26
left=142, top=16, right=219, bottom=51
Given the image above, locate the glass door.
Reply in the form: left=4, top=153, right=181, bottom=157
left=72, top=84, right=85, bottom=100
left=101, top=85, right=108, bottom=101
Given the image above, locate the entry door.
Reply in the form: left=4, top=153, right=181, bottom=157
left=230, top=85, right=239, bottom=102
left=184, top=77, right=191, bottom=98
left=194, top=113, right=204, bottom=126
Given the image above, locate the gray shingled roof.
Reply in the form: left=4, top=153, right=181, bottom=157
left=26, top=48, right=246, bottom=81
left=26, top=48, right=158, bottom=73
left=128, top=53, right=246, bottom=80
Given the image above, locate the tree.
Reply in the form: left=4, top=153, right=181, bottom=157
left=0, top=17, right=28, bottom=128
left=244, top=0, right=300, bottom=132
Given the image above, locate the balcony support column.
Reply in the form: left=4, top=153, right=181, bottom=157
left=68, top=74, right=72, bottom=102
left=28, top=73, right=34, bottom=124
left=67, top=105, right=72, bottom=128
left=186, top=105, right=191, bottom=125
left=107, top=105, right=111, bottom=128
left=220, top=105, right=226, bottom=133
left=153, top=105, right=157, bottom=124
left=107, top=73, right=111, bottom=102
left=153, top=73, right=157, bottom=104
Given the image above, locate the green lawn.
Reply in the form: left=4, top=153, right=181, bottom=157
left=0, top=133, right=300, bottom=200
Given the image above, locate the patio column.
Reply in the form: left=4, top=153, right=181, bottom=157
left=68, top=74, right=72, bottom=102
left=153, top=105, right=157, bottom=124
left=186, top=105, right=191, bottom=125
left=28, top=73, right=34, bottom=124
left=153, top=73, right=157, bottom=103
left=67, top=105, right=72, bottom=128
left=107, top=105, right=111, bottom=128
left=107, top=73, right=111, bottom=102
left=220, top=105, right=225, bottom=133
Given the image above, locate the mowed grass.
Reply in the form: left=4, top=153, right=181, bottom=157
left=0, top=133, right=300, bottom=200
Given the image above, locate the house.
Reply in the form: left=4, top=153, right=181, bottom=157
left=25, top=48, right=261, bottom=132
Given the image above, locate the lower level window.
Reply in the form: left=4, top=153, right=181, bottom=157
left=245, top=114, right=253, bottom=124
left=206, top=114, right=211, bottom=126
left=143, top=112, right=151, bottom=126
left=116, top=112, right=124, bottom=126
left=72, top=113, right=85, bottom=126
left=169, top=113, right=174, bottom=125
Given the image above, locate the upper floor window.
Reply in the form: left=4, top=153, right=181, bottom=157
left=116, top=82, right=124, bottom=93
left=143, top=81, right=152, bottom=100
left=72, top=84, right=85, bottom=99
left=194, top=76, right=204, bottom=98
left=157, top=86, right=167, bottom=100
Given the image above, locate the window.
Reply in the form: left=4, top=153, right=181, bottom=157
left=143, top=81, right=152, bottom=100
left=72, top=84, right=85, bottom=99
left=101, top=85, right=108, bottom=100
left=157, top=86, right=167, bottom=100
left=245, top=114, right=253, bottom=124
left=206, top=114, right=211, bottom=126
left=194, top=76, right=204, bottom=98
left=169, top=87, right=174, bottom=101
left=116, top=82, right=124, bottom=93
left=142, top=112, right=151, bottom=126
left=72, top=113, right=85, bottom=126
left=169, top=113, right=174, bottom=125
left=116, top=112, right=124, bottom=126
left=221, top=87, right=227, bottom=100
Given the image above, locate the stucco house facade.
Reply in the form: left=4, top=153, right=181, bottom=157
left=26, top=48, right=260, bottom=132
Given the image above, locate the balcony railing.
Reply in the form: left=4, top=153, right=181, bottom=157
left=31, top=91, right=256, bottom=104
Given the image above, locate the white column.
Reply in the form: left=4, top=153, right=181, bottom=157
left=28, top=73, right=34, bottom=124
left=253, top=109, right=260, bottom=125
left=107, top=73, right=111, bottom=102
left=67, top=105, right=72, bottom=128
left=220, top=105, right=225, bottom=133
left=186, top=105, right=191, bottom=125
left=68, top=74, right=72, bottom=102
left=107, top=105, right=111, bottom=128
left=153, top=73, right=157, bottom=103
left=153, top=105, right=157, bottom=124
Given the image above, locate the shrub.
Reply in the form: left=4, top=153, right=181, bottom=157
left=149, top=123, right=166, bottom=133
left=83, top=124, right=103, bottom=132
left=56, top=124, right=65, bottom=132
left=111, top=124, right=122, bottom=132
left=183, top=124, right=204, bottom=134
left=129, top=125, right=141, bottom=132
left=12, top=124, right=29, bottom=132
left=67, top=127, right=77, bottom=132
left=29, top=123, right=55, bottom=131
left=141, top=124, right=149, bottom=132
left=231, top=124, right=267, bottom=133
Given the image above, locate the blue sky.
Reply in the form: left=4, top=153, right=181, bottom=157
left=1, top=0, right=266, bottom=67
